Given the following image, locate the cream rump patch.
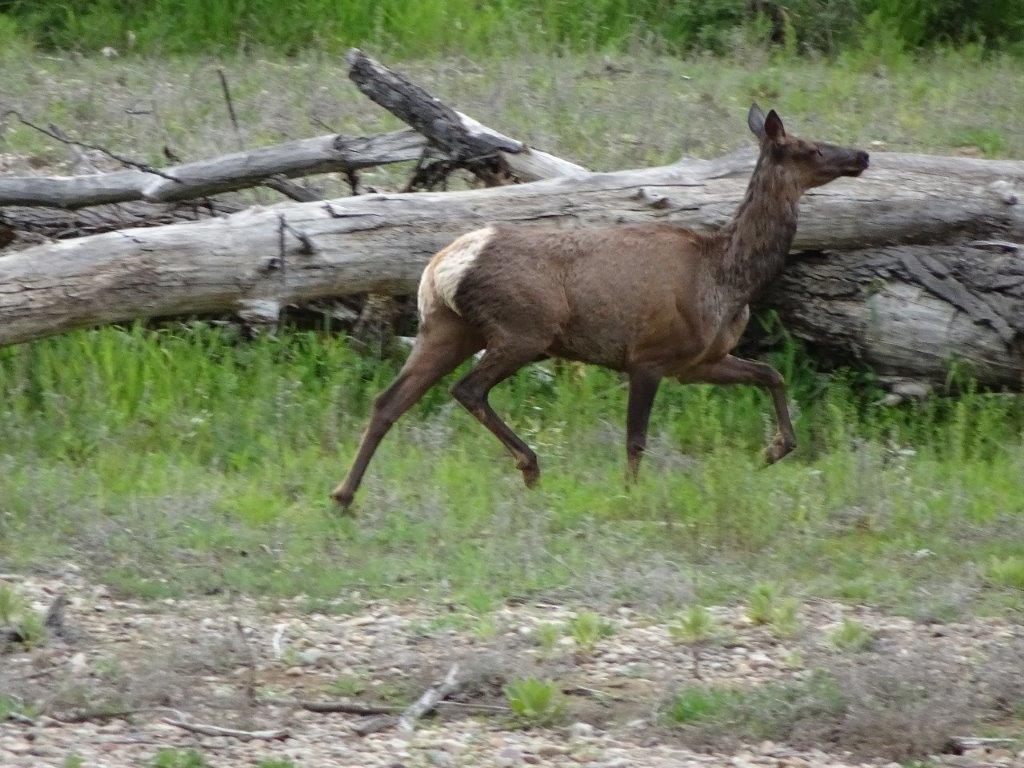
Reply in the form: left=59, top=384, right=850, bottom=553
left=418, top=226, right=494, bottom=317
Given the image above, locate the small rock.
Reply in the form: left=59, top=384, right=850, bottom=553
left=1, top=739, right=31, bottom=755
left=299, top=648, right=329, bottom=667
left=537, top=744, right=570, bottom=757
left=425, top=750, right=452, bottom=767
left=284, top=666, right=303, bottom=676
left=497, top=746, right=523, bottom=766
left=68, top=652, right=88, bottom=675
left=569, top=722, right=595, bottom=739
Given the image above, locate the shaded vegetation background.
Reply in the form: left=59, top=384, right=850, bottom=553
left=0, top=0, right=1023, bottom=57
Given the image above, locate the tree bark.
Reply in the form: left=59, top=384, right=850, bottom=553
left=0, top=151, right=1021, bottom=387
left=0, top=199, right=244, bottom=241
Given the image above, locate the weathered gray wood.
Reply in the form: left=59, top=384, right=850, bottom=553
left=0, top=199, right=244, bottom=241
left=762, top=242, right=1024, bottom=388
left=346, top=48, right=588, bottom=183
left=0, top=151, right=1021, bottom=386
left=0, top=130, right=427, bottom=209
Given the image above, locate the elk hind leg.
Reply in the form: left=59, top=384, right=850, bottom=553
left=331, top=318, right=481, bottom=508
left=450, top=343, right=545, bottom=487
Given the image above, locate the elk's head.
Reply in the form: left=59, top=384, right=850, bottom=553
left=747, top=104, right=869, bottom=190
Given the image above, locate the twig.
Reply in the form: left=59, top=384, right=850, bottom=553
left=294, top=700, right=398, bottom=715
left=263, top=175, right=322, bottom=202
left=399, top=663, right=460, bottom=733
left=216, top=68, right=242, bottom=151
left=162, top=718, right=289, bottom=742
left=233, top=619, right=259, bottom=719
left=3, top=110, right=181, bottom=183
left=271, top=623, right=287, bottom=660
left=271, top=697, right=509, bottom=716
left=351, top=663, right=461, bottom=736
left=278, top=213, right=316, bottom=256
left=48, top=123, right=97, bottom=173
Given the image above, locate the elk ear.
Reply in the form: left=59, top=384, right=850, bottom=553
left=763, top=109, right=786, bottom=142
left=747, top=103, right=767, bottom=141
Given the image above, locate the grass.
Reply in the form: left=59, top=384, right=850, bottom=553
left=504, top=677, right=566, bottom=726
left=1, top=1, right=1022, bottom=57
left=567, top=610, right=614, bottom=653
left=0, top=323, right=1022, bottom=620
left=151, top=750, right=209, bottom=768
left=829, top=619, right=876, bottom=653
left=0, top=49, right=1022, bottom=621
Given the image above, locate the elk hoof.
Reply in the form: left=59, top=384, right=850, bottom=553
left=765, top=434, right=796, bottom=465
left=518, top=456, right=541, bottom=488
left=330, top=484, right=356, bottom=509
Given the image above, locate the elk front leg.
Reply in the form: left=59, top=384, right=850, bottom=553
left=626, top=370, right=661, bottom=481
left=682, top=355, right=796, bottom=464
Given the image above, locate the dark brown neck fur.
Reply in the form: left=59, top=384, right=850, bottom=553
left=716, top=154, right=800, bottom=306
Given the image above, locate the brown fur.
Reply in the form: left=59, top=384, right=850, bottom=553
left=331, top=106, right=868, bottom=507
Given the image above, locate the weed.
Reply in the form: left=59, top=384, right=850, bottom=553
left=567, top=610, right=613, bottom=654
left=0, top=584, right=26, bottom=624
left=829, top=619, right=876, bottom=652
left=986, top=556, right=1024, bottom=590
left=504, top=677, right=566, bottom=726
left=666, top=685, right=736, bottom=724
left=151, top=749, right=209, bottom=768
left=256, top=761, right=296, bottom=768
left=63, top=756, right=85, bottom=768
left=326, top=675, right=366, bottom=698
left=669, top=605, right=718, bottom=678
left=534, top=622, right=563, bottom=652
left=770, top=598, right=801, bottom=637
left=747, top=583, right=778, bottom=625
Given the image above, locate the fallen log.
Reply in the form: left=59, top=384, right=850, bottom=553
left=0, top=129, right=428, bottom=209
left=0, top=199, right=244, bottom=241
left=0, top=151, right=1021, bottom=387
left=347, top=48, right=589, bottom=185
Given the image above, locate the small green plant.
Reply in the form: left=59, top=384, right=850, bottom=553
left=747, top=583, right=801, bottom=636
left=326, top=675, right=366, bottom=698
left=534, top=622, right=563, bottom=652
left=0, top=584, right=26, bottom=624
left=986, top=556, right=1024, bottom=590
left=63, top=755, right=86, bottom=768
left=151, top=749, right=209, bottom=768
left=665, top=685, right=735, bottom=724
left=770, top=597, right=801, bottom=637
left=256, top=760, right=296, bottom=768
left=747, top=583, right=779, bottom=625
left=14, top=611, right=47, bottom=649
left=567, top=610, right=613, bottom=654
left=669, top=605, right=718, bottom=679
left=504, top=677, right=566, bottom=726
left=472, top=614, right=499, bottom=640
left=829, top=619, right=876, bottom=652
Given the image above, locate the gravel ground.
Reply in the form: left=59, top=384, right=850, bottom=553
left=2, top=567, right=1022, bottom=768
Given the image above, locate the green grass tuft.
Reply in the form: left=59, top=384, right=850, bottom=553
left=504, top=677, right=566, bottom=726
left=829, top=619, right=876, bottom=653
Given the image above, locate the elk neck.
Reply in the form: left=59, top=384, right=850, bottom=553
left=715, top=153, right=801, bottom=309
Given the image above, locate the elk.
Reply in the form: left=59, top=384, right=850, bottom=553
left=331, top=105, right=869, bottom=508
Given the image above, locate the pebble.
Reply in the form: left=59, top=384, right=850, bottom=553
left=568, top=722, right=596, bottom=740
